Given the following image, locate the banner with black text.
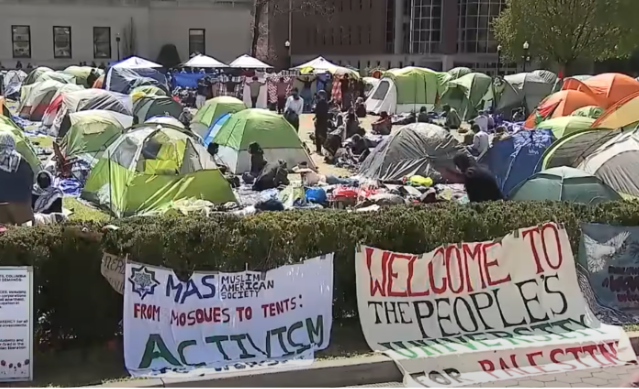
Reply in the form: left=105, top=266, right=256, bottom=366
left=356, top=223, right=636, bottom=387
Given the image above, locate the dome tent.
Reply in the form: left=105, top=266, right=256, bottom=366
left=447, top=67, right=472, bottom=80
left=130, top=85, right=167, bottom=100
left=495, top=72, right=556, bottom=119
left=438, top=72, right=494, bottom=120
left=358, top=123, right=467, bottom=182
left=538, top=129, right=622, bottom=171
left=508, top=166, right=622, bottom=204
left=571, top=105, right=604, bottom=119
left=213, top=109, right=314, bottom=174
left=132, top=96, right=183, bottom=124
left=191, top=96, right=247, bottom=138
left=18, top=80, right=66, bottom=120
left=535, top=116, right=595, bottom=139
left=60, top=110, right=132, bottom=162
left=0, top=116, right=42, bottom=174
left=81, top=123, right=236, bottom=217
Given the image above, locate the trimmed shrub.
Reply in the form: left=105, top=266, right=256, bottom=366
left=2, top=201, right=639, bottom=350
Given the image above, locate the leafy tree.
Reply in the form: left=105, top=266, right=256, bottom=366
left=493, top=0, right=639, bottom=73
left=251, top=0, right=333, bottom=57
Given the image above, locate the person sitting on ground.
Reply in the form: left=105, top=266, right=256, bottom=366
left=473, top=110, right=489, bottom=133
left=323, top=130, right=343, bottom=162
left=372, top=111, right=392, bottom=135
left=355, top=97, right=367, bottom=118
left=248, top=142, right=267, bottom=178
left=417, top=106, right=430, bottom=123
left=284, top=87, right=304, bottom=132
left=0, top=134, right=34, bottom=225
left=344, top=111, right=361, bottom=139
left=442, top=104, right=461, bottom=130
left=349, top=134, right=370, bottom=163
left=453, top=153, right=504, bottom=203
left=252, top=160, right=290, bottom=191
left=492, top=126, right=508, bottom=144
left=32, top=170, right=63, bottom=214
left=470, top=123, right=489, bottom=156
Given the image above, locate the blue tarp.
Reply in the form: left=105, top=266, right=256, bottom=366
left=203, top=113, right=231, bottom=146
left=171, top=72, right=206, bottom=88
left=479, top=129, right=555, bottom=196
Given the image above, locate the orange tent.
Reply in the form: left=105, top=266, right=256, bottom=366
left=592, top=91, right=639, bottom=129
left=562, top=73, right=639, bottom=108
left=524, top=90, right=600, bottom=128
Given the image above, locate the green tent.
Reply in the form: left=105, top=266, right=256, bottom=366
left=536, top=116, right=595, bottom=139
left=81, top=123, right=236, bottom=217
left=131, top=85, right=167, bottom=99
left=22, top=67, right=54, bottom=86
left=132, top=96, right=183, bottom=124
left=60, top=110, right=130, bottom=161
left=191, top=96, right=247, bottom=138
left=0, top=116, right=42, bottom=174
left=213, top=108, right=314, bottom=174
left=366, top=67, right=451, bottom=114
left=508, top=166, right=622, bottom=204
left=439, top=72, right=494, bottom=120
left=447, top=67, right=472, bottom=80
left=571, top=105, right=604, bottom=119
left=539, top=129, right=621, bottom=170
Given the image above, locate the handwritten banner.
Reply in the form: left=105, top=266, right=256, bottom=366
left=356, top=223, right=636, bottom=387
left=578, top=223, right=639, bottom=325
left=101, top=252, right=126, bottom=295
left=124, top=255, right=334, bottom=377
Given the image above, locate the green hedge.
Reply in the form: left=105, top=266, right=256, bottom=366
left=2, top=201, right=639, bottom=351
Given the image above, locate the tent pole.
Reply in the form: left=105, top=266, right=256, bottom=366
left=108, top=150, right=113, bottom=220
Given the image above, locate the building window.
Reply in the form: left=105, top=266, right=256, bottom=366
left=11, top=26, right=31, bottom=58
left=408, top=0, right=442, bottom=54
left=93, top=27, right=111, bottom=59
left=189, top=29, right=205, bottom=55
left=53, top=26, right=72, bottom=58
left=458, top=0, right=506, bottom=54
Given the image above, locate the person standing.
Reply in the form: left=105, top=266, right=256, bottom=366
left=340, top=74, right=351, bottom=111
left=247, top=76, right=265, bottom=108
left=284, top=87, right=304, bottom=132
left=276, top=77, right=288, bottom=114
left=195, top=77, right=208, bottom=109
left=314, top=90, right=329, bottom=154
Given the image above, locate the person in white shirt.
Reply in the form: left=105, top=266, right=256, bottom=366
left=473, top=110, right=489, bottom=133
left=284, top=87, right=304, bottom=132
left=471, top=124, right=490, bottom=156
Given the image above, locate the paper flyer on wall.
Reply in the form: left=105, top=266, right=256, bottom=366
left=355, top=223, right=637, bottom=387
left=123, top=254, right=334, bottom=377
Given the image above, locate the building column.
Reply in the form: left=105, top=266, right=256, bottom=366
left=394, top=0, right=403, bottom=55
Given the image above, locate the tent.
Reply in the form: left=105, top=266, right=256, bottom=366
left=524, top=90, right=600, bottom=128
left=577, top=129, right=639, bottom=198
left=52, top=89, right=132, bottom=138
left=229, top=54, right=273, bottom=69
left=571, top=106, right=604, bottom=119
left=0, top=97, right=9, bottom=118
left=81, top=123, right=236, bottom=217
left=132, top=96, right=183, bottom=124
left=63, top=66, right=102, bottom=87
left=130, top=85, right=167, bottom=102
left=34, top=71, right=77, bottom=85
left=0, top=116, right=42, bottom=174
left=592, top=92, right=639, bottom=130
left=105, top=57, right=167, bottom=94
left=2, top=70, right=27, bottom=99
left=479, top=129, right=555, bottom=195
left=439, top=72, right=494, bottom=120
left=495, top=73, right=556, bottom=119
left=538, top=129, right=622, bottom=171
left=293, top=56, right=357, bottom=76
left=213, top=108, right=314, bottom=173
left=536, top=116, right=595, bottom=139
left=112, top=56, right=162, bottom=69
left=508, top=166, right=622, bottom=204
left=447, top=67, right=472, bottom=80
left=562, top=73, right=639, bottom=108
left=22, top=67, right=54, bottom=86
left=42, top=84, right=90, bottom=127
left=18, top=80, right=66, bottom=120
left=363, top=77, right=380, bottom=98
left=203, top=113, right=231, bottom=146
left=191, top=96, right=247, bottom=138
left=183, top=54, right=228, bottom=68
left=145, top=116, right=185, bottom=129
left=365, top=67, right=449, bottom=114
left=358, top=123, right=467, bottom=182
left=60, top=110, right=131, bottom=161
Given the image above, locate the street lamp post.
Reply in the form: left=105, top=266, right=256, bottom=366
left=522, top=41, right=530, bottom=72
left=284, top=40, right=291, bottom=70
left=116, top=33, right=121, bottom=61
left=496, top=44, right=502, bottom=76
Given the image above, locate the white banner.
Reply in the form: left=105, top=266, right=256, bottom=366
left=0, top=267, right=33, bottom=382
left=101, top=252, right=125, bottom=295
left=124, top=255, right=334, bottom=377
left=355, top=223, right=637, bottom=387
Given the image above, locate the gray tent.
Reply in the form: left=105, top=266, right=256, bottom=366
left=448, top=67, right=472, bottom=80
left=133, top=96, right=183, bottom=123
left=495, top=73, right=556, bottom=119
left=358, top=123, right=468, bottom=182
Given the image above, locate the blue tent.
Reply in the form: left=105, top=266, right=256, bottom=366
left=203, top=113, right=231, bottom=146
left=479, top=129, right=555, bottom=196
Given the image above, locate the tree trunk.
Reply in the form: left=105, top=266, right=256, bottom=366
left=251, top=2, right=266, bottom=57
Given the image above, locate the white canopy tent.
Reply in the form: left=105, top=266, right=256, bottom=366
left=229, top=54, right=273, bottom=69
left=112, top=56, right=162, bottom=69
left=293, top=56, right=357, bottom=76
left=183, top=54, right=228, bottom=68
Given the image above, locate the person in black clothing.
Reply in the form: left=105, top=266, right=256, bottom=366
left=195, top=77, right=209, bottom=108
left=340, top=74, right=351, bottom=111
left=417, top=107, right=430, bottom=123
left=248, top=142, right=267, bottom=177
left=453, top=153, right=504, bottom=203
left=314, top=90, right=329, bottom=154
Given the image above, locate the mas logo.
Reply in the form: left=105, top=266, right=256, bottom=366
left=128, top=266, right=160, bottom=300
